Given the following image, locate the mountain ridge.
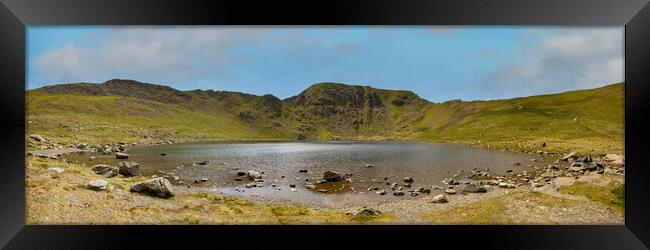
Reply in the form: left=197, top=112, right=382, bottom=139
left=27, top=79, right=624, bottom=155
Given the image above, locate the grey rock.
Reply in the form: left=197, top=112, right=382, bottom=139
left=418, top=188, right=431, bottom=194
left=30, top=134, right=45, bottom=142
left=431, top=194, right=448, bottom=203
left=115, top=152, right=129, bottom=159
left=87, top=179, right=108, bottom=191
left=462, top=184, right=487, bottom=193
left=130, top=177, right=174, bottom=198
left=118, top=161, right=140, bottom=177
left=323, top=171, right=342, bottom=182
left=91, top=164, right=118, bottom=178
left=246, top=170, right=263, bottom=180
left=353, top=207, right=382, bottom=216
left=403, top=177, right=414, bottom=183
left=444, top=188, right=456, bottom=194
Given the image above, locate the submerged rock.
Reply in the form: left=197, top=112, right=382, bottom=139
left=323, top=171, right=343, bottom=182
left=130, top=177, right=174, bottom=198
left=91, top=164, right=118, bottom=178
left=115, top=152, right=129, bottom=159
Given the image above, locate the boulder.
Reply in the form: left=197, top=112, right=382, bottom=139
left=462, top=184, right=487, bottom=193
left=323, top=171, right=342, bottom=182
left=91, top=164, right=118, bottom=178
left=115, top=152, right=129, bottom=159
left=130, top=177, right=174, bottom=198
left=431, top=194, right=448, bottom=203
left=118, top=161, right=140, bottom=177
left=87, top=179, right=108, bottom=191
left=246, top=170, right=263, bottom=180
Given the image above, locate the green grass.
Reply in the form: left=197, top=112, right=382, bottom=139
left=559, top=181, right=625, bottom=212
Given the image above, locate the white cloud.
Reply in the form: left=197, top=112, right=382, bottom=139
left=34, top=28, right=266, bottom=86
left=473, top=28, right=624, bottom=100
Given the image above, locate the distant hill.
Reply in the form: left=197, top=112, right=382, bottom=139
left=26, top=79, right=624, bottom=154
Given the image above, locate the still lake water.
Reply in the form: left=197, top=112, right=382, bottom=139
left=66, top=141, right=553, bottom=207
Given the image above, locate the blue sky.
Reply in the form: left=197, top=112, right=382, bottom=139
left=27, top=26, right=623, bottom=102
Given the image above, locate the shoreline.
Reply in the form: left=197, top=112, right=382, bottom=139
left=25, top=135, right=625, bottom=224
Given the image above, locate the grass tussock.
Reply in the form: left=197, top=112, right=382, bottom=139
left=559, top=180, right=625, bottom=213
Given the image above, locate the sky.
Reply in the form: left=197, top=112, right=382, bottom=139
left=27, top=26, right=624, bottom=102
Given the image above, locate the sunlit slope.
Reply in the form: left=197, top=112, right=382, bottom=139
left=27, top=81, right=293, bottom=145
left=415, top=83, right=624, bottom=154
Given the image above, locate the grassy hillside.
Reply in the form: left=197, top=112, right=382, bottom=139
left=26, top=79, right=624, bottom=155
left=415, top=83, right=624, bottom=154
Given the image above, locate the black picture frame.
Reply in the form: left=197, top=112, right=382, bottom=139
left=1, top=0, right=649, bottom=248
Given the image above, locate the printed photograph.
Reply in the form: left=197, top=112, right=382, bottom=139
left=25, top=26, right=624, bottom=224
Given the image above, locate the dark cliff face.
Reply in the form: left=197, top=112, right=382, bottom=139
left=282, top=82, right=431, bottom=139
left=288, top=83, right=385, bottom=110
